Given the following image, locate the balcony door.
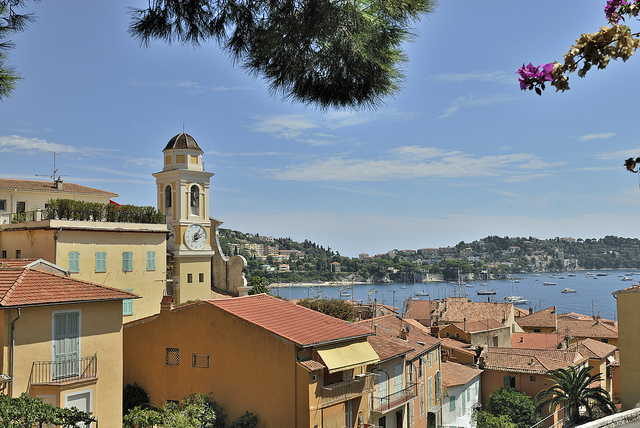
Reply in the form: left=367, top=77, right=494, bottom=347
left=53, top=311, right=80, bottom=379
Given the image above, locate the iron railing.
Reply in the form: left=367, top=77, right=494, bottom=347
left=30, top=354, right=97, bottom=385
left=372, top=383, right=417, bottom=413
left=319, top=373, right=375, bottom=407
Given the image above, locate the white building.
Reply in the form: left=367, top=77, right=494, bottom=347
left=441, top=360, right=482, bottom=428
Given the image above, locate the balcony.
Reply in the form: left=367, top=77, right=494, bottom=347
left=319, top=373, right=376, bottom=407
left=29, top=354, right=98, bottom=386
left=372, top=383, right=417, bottom=413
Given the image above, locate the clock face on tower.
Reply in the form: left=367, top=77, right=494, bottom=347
left=184, top=224, right=207, bottom=250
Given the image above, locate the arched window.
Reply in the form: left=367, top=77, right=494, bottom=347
left=190, top=185, right=199, bottom=215
left=165, top=185, right=172, bottom=208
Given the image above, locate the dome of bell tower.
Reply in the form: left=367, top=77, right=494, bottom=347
left=163, top=133, right=202, bottom=151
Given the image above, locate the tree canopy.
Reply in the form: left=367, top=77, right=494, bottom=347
left=474, top=387, right=538, bottom=428
left=535, top=366, right=616, bottom=426
left=0, top=0, right=436, bottom=109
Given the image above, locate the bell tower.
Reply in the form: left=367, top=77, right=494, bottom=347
left=153, top=133, right=215, bottom=304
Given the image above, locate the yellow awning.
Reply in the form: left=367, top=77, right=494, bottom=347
left=316, top=341, right=380, bottom=373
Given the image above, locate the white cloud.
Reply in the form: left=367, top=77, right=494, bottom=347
left=433, top=71, right=514, bottom=85
left=263, top=147, right=553, bottom=182
left=436, top=95, right=513, bottom=120
left=577, top=133, right=616, bottom=141
left=131, top=80, right=251, bottom=94
left=250, top=114, right=318, bottom=139
left=0, top=135, right=78, bottom=154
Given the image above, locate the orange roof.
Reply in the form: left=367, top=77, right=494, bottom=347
left=440, top=337, right=476, bottom=356
left=517, top=306, right=557, bottom=329
left=0, top=259, right=40, bottom=268
left=355, top=314, right=440, bottom=361
left=436, top=299, right=513, bottom=324
left=511, top=332, right=564, bottom=349
left=481, top=347, right=585, bottom=374
left=557, top=317, right=618, bottom=340
left=205, top=294, right=373, bottom=347
left=453, top=319, right=505, bottom=333
left=367, top=334, right=414, bottom=363
left=0, top=267, right=136, bottom=307
left=0, top=178, right=118, bottom=197
left=441, top=360, right=482, bottom=387
left=568, top=338, right=617, bottom=359
left=404, top=300, right=437, bottom=323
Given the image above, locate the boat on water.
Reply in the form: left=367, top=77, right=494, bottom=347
left=621, top=277, right=634, bottom=281
left=400, top=286, right=407, bottom=289
left=414, top=291, right=430, bottom=297
left=543, top=282, right=557, bottom=286
left=504, top=295, right=528, bottom=305
left=477, top=289, right=497, bottom=295
left=561, top=288, right=577, bottom=293
left=568, top=273, right=576, bottom=277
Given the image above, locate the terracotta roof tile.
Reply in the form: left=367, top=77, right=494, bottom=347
left=516, top=306, right=557, bottom=329
left=482, top=352, right=572, bottom=375
left=367, top=334, right=414, bottom=363
left=484, top=347, right=585, bottom=364
left=0, top=267, right=136, bottom=306
left=440, top=337, right=476, bottom=356
left=0, top=259, right=40, bottom=268
left=355, top=314, right=440, bottom=360
left=298, top=359, right=325, bottom=372
left=435, top=299, right=513, bottom=325
left=454, top=319, right=505, bottom=333
left=404, top=300, right=437, bottom=324
left=0, top=178, right=118, bottom=197
left=556, top=317, right=618, bottom=339
left=568, top=338, right=617, bottom=359
left=205, top=294, right=373, bottom=347
left=441, top=360, right=482, bottom=387
left=511, top=332, right=564, bottom=349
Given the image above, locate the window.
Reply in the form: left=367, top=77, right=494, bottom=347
left=445, top=332, right=450, bottom=338
left=190, top=185, right=199, bottom=215
left=199, top=273, right=204, bottom=282
left=419, top=385, right=425, bottom=417
left=1, top=250, right=5, bottom=259
left=123, top=289, right=133, bottom=316
left=187, top=273, right=193, bottom=283
left=408, top=363, right=414, bottom=385
left=165, top=185, right=172, bottom=208
left=530, top=376, right=536, bottom=382
left=449, top=395, right=456, bottom=411
left=455, top=333, right=460, bottom=339
left=95, top=252, right=106, bottom=272
left=15, top=250, right=21, bottom=259
left=418, top=358, right=423, bottom=380
left=435, top=370, right=441, bottom=399
left=428, top=376, right=433, bottom=408
left=0, top=199, right=5, bottom=211
left=435, top=349, right=438, bottom=363
left=16, top=201, right=25, bottom=213
left=166, top=348, right=179, bottom=365
left=409, top=398, right=414, bottom=427
left=122, top=252, right=133, bottom=272
left=192, top=353, right=210, bottom=368
left=53, top=311, right=80, bottom=379
left=503, top=375, right=516, bottom=388
left=69, top=251, right=79, bottom=273
left=146, top=251, right=155, bottom=271
left=601, top=338, right=609, bottom=343
left=428, top=351, right=432, bottom=368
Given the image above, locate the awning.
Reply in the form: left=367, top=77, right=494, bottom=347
left=316, top=341, right=380, bottom=374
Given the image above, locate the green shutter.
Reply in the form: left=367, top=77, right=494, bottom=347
left=449, top=395, right=456, bottom=411
left=122, top=252, right=133, bottom=271
left=146, top=251, right=155, bottom=270
left=462, top=389, right=466, bottom=415
left=123, top=289, right=133, bottom=315
left=95, top=252, right=106, bottom=272
left=68, top=252, right=79, bottom=273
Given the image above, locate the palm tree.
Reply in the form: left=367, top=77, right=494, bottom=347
left=535, top=366, right=616, bottom=426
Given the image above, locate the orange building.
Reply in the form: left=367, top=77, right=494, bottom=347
left=124, top=294, right=381, bottom=427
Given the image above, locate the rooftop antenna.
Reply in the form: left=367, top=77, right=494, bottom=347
left=36, top=151, right=66, bottom=182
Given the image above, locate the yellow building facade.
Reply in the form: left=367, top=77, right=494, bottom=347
left=0, top=266, right=135, bottom=426
left=0, top=219, right=167, bottom=320
left=153, top=133, right=216, bottom=303
left=613, top=285, right=640, bottom=410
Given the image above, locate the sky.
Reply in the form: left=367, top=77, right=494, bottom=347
left=2, top=0, right=640, bottom=257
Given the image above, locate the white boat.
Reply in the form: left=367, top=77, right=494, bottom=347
left=414, top=291, right=430, bottom=296
left=504, top=295, right=528, bottom=305
left=477, top=289, right=497, bottom=295
left=568, top=273, right=576, bottom=277
left=543, top=282, right=557, bottom=286
left=561, top=288, right=577, bottom=293
left=621, top=277, right=634, bottom=281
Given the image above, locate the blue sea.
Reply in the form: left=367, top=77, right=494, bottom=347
left=273, top=270, right=637, bottom=320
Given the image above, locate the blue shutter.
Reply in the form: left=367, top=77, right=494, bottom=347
left=146, top=251, right=155, bottom=270
left=122, top=252, right=133, bottom=271
left=95, top=252, right=106, bottom=272
left=123, top=289, right=133, bottom=315
left=68, top=252, right=79, bottom=273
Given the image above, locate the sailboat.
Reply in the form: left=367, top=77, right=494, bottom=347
left=477, top=271, right=495, bottom=294
left=504, top=279, right=528, bottom=305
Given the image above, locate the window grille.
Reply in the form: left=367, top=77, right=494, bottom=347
left=166, top=348, right=179, bottom=366
left=192, top=353, right=210, bottom=368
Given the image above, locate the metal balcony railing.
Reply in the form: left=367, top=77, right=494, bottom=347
left=30, top=354, right=97, bottom=385
left=372, top=383, right=417, bottom=413
left=319, top=373, right=375, bottom=407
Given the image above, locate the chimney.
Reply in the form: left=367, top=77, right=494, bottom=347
left=161, top=294, right=175, bottom=312
left=529, top=307, right=533, bottom=314
left=463, top=317, right=466, bottom=332
left=430, top=325, right=439, bottom=337
left=400, top=327, right=408, bottom=340
left=54, top=178, right=63, bottom=190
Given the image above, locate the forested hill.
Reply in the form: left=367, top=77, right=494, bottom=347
left=217, top=230, right=640, bottom=283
